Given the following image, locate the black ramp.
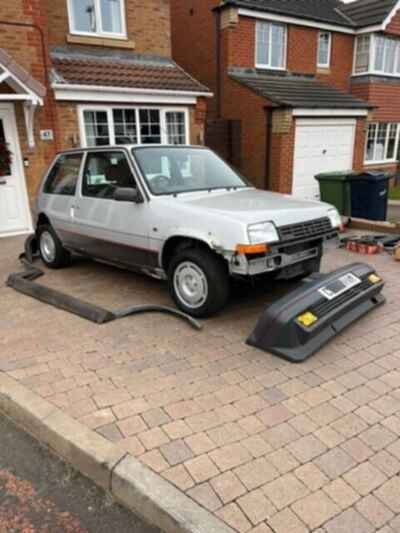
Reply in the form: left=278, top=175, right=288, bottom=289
left=247, top=262, right=385, bottom=363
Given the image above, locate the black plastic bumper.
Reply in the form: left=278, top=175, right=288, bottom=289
left=247, top=262, right=385, bottom=362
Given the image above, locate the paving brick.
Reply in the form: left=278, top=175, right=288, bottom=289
left=370, top=450, right=400, bottom=477
left=184, top=454, right=219, bottom=483
left=207, top=422, right=248, bottom=447
left=323, top=478, right=360, bottom=509
left=294, top=463, right=329, bottom=491
left=163, top=464, right=195, bottom=491
left=267, top=448, right=299, bottom=475
left=261, top=423, right=301, bottom=449
left=117, top=415, right=147, bottom=437
left=291, top=490, right=339, bottom=529
left=238, top=415, right=265, bottom=435
left=298, top=387, right=332, bottom=407
left=287, top=434, right=327, bottom=464
left=210, top=443, right=252, bottom=472
left=344, top=462, right=387, bottom=496
left=331, top=413, right=369, bottom=438
left=324, top=508, right=375, bottom=533
left=118, top=435, right=145, bottom=456
left=79, top=408, right=115, bottom=430
left=248, top=524, right=273, bottom=533
left=356, top=494, right=394, bottom=528
left=315, top=447, right=356, bottom=479
left=112, top=398, right=150, bottom=419
left=140, top=449, right=169, bottom=473
left=237, top=489, right=276, bottom=525
left=257, top=405, right=293, bottom=427
left=263, top=473, right=309, bottom=510
left=355, top=405, right=383, bottom=425
left=184, top=432, right=216, bottom=455
left=187, top=482, right=222, bottom=512
left=289, top=414, right=318, bottom=436
left=261, top=387, right=288, bottom=405
left=314, top=425, right=345, bottom=449
left=374, top=477, right=400, bottom=513
left=138, top=427, right=169, bottom=450
left=235, top=457, right=279, bottom=491
left=340, top=437, right=374, bottom=463
left=235, top=394, right=269, bottom=416
left=96, top=422, right=123, bottom=443
left=241, top=435, right=272, bottom=458
left=160, top=439, right=194, bottom=466
left=359, top=424, right=397, bottom=451
left=268, top=508, right=308, bottom=533
left=216, top=503, right=252, bottom=533
left=210, top=471, right=247, bottom=504
left=162, top=420, right=192, bottom=440
left=93, top=390, right=131, bottom=408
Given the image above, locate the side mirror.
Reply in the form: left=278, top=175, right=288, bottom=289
left=114, top=187, right=143, bottom=203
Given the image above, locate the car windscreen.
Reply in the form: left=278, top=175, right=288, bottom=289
left=132, top=147, right=248, bottom=195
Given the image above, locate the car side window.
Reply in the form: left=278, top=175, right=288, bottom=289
left=43, top=153, right=83, bottom=196
left=82, top=151, right=136, bottom=199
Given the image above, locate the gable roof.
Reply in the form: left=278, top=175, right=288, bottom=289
left=229, top=68, right=372, bottom=109
left=50, top=46, right=210, bottom=94
left=219, top=0, right=400, bottom=30
left=339, top=0, right=397, bottom=28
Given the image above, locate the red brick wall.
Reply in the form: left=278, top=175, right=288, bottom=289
left=353, top=82, right=400, bottom=122
left=47, top=0, right=172, bottom=56
left=317, top=33, right=354, bottom=91
left=385, top=10, right=400, bottom=36
left=287, top=25, right=316, bottom=75
left=270, top=122, right=295, bottom=193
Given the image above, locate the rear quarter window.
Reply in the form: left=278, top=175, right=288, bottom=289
left=44, top=153, right=83, bottom=196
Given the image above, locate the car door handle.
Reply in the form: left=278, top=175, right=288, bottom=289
left=0, top=180, right=7, bottom=185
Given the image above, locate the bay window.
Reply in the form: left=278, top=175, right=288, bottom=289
left=81, top=107, right=189, bottom=147
left=68, top=0, right=126, bottom=38
left=365, top=122, right=400, bottom=163
left=355, top=34, right=400, bottom=76
left=256, top=21, right=286, bottom=69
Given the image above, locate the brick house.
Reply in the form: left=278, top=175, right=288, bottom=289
left=171, top=0, right=400, bottom=199
left=0, top=0, right=210, bottom=238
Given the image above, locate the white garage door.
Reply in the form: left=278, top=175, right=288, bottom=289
left=292, top=119, right=356, bottom=201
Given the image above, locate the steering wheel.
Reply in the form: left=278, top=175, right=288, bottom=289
left=152, top=175, right=171, bottom=192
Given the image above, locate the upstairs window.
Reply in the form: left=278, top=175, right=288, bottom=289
left=354, top=35, right=371, bottom=73
left=68, top=0, right=126, bottom=38
left=354, top=34, right=400, bottom=76
left=318, top=32, right=331, bottom=68
left=256, top=21, right=286, bottom=69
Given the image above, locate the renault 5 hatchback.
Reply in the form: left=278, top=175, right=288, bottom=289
left=33, top=145, right=341, bottom=317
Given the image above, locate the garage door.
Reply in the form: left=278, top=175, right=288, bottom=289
left=292, top=119, right=356, bottom=201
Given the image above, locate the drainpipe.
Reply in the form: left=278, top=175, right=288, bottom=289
left=265, top=107, right=274, bottom=190
left=214, top=9, right=222, bottom=118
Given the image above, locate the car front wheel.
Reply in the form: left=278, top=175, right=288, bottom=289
left=168, top=248, right=230, bottom=318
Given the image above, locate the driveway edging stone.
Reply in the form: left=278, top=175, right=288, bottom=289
left=0, top=371, right=235, bottom=533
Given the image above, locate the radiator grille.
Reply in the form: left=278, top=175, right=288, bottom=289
left=311, top=277, right=372, bottom=318
left=278, top=217, right=332, bottom=243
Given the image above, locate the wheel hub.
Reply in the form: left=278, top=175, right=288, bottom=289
left=173, top=261, right=208, bottom=309
left=40, top=231, right=56, bottom=263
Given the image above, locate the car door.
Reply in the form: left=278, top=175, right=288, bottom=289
left=73, top=149, right=154, bottom=268
left=38, top=152, right=84, bottom=247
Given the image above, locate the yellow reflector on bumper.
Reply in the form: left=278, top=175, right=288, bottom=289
left=369, top=274, right=381, bottom=284
left=297, top=312, right=318, bottom=327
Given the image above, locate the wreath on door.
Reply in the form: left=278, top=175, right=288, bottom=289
left=0, top=143, right=12, bottom=176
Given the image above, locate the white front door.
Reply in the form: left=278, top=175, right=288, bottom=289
left=292, top=119, right=356, bottom=201
left=0, top=104, right=32, bottom=237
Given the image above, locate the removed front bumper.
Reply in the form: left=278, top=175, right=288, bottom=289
left=247, top=262, right=385, bottom=362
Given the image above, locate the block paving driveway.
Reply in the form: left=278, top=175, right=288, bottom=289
left=1, top=235, right=400, bottom=533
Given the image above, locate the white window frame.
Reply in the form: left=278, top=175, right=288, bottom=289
left=67, top=0, right=127, bottom=39
left=353, top=33, right=400, bottom=77
left=317, top=31, right=331, bottom=68
left=255, top=20, right=287, bottom=70
left=78, top=105, right=190, bottom=147
left=364, top=122, right=400, bottom=164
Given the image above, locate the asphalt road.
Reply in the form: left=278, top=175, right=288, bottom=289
left=0, top=413, right=161, bottom=533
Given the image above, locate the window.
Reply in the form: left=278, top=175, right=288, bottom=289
left=80, top=107, right=189, bottom=147
left=365, top=123, right=400, bottom=163
left=68, top=0, right=125, bottom=38
left=355, top=34, right=400, bottom=76
left=354, top=35, right=371, bottom=74
left=44, top=154, right=83, bottom=195
left=318, top=32, right=331, bottom=68
left=256, top=21, right=286, bottom=69
left=133, top=147, right=247, bottom=196
left=82, top=151, right=135, bottom=199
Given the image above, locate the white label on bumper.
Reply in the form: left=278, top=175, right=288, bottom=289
left=319, top=273, right=361, bottom=301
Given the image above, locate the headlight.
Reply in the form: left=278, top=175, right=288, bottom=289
left=248, top=222, right=279, bottom=244
left=328, top=209, right=342, bottom=229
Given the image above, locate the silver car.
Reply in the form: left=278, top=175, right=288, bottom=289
left=33, top=145, right=341, bottom=317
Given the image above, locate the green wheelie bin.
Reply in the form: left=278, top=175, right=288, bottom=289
left=315, top=171, right=353, bottom=216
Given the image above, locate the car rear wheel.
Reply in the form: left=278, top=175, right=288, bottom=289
left=168, top=248, right=230, bottom=318
left=38, top=224, right=71, bottom=269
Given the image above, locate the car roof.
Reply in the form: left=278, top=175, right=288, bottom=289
left=55, top=144, right=207, bottom=156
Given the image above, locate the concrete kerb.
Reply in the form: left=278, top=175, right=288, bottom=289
left=0, top=372, right=235, bottom=533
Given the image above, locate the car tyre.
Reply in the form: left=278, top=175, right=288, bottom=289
left=37, top=224, right=71, bottom=269
left=168, top=248, right=230, bottom=318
